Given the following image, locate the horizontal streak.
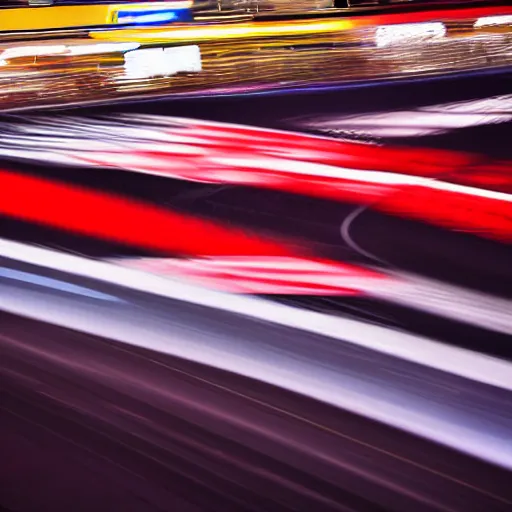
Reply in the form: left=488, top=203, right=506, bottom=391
left=1, top=237, right=512, bottom=394
left=0, top=169, right=293, bottom=257
left=91, top=5, right=512, bottom=43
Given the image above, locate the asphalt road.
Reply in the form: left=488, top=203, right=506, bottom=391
left=2, top=308, right=512, bottom=512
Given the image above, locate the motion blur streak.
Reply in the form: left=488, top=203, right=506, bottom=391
left=90, top=5, right=512, bottom=44
left=366, top=272, right=512, bottom=337
left=363, top=5, right=512, bottom=27
left=2, top=238, right=512, bottom=395
left=0, top=169, right=295, bottom=257
left=0, top=114, right=476, bottom=178
left=113, top=256, right=512, bottom=335
left=0, top=160, right=398, bottom=297
left=2, top=238, right=512, bottom=478
left=4, top=317, right=512, bottom=511
left=374, top=22, right=446, bottom=48
left=90, top=19, right=356, bottom=43
left=2, top=8, right=512, bottom=111
left=0, top=267, right=121, bottom=302
left=474, top=14, right=512, bottom=28
left=0, top=42, right=140, bottom=61
left=3, top=115, right=510, bottom=240
left=111, top=256, right=391, bottom=295
left=301, top=94, right=512, bottom=138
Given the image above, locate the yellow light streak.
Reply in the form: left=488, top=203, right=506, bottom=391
left=90, top=18, right=358, bottom=44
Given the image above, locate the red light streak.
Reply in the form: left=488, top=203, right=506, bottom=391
left=0, top=170, right=294, bottom=257
left=2, top=117, right=511, bottom=242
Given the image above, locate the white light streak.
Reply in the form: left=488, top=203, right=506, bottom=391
left=302, top=94, right=512, bottom=138
left=474, top=15, right=512, bottom=28
left=122, top=45, right=201, bottom=80
left=375, top=22, right=446, bottom=48
left=0, top=238, right=511, bottom=392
